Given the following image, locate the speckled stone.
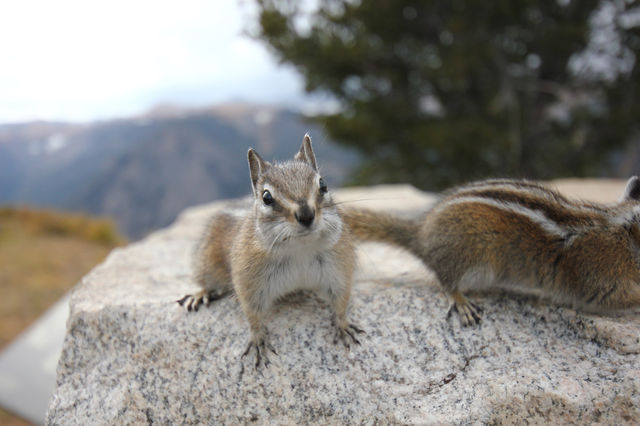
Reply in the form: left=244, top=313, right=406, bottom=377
left=46, top=184, right=640, bottom=424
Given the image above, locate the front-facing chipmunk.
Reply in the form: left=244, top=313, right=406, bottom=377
left=344, top=178, right=640, bottom=326
left=178, top=134, right=363, bottom=367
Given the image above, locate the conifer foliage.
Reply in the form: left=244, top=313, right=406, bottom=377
left=254, top=0, right=640, bottom=188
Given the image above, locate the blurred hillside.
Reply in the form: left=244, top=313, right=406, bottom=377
left=0, top=103, right=359, bottom=238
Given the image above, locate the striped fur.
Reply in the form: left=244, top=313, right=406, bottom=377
left=344, top=177, right=640, bottom=325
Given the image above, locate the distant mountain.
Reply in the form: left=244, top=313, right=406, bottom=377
left=0, top=103, right=359, bottom=238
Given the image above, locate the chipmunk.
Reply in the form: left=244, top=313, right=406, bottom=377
left=343, top=177, right=640, bottom=326
left=178, top=134, right=363, bottom=367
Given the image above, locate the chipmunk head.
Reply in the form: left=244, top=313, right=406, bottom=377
left=247, top=134, right=342, bottom=252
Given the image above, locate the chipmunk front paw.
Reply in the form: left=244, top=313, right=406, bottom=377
left=242, top=337, right=277, bottom=369
left=333, top=323, right=365, bottom=349
left=176, top=289, right=229, bottom=311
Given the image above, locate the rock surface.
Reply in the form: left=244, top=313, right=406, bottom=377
left=47, top=183, right=640, bottom=424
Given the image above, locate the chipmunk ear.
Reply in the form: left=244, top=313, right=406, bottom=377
left=248, top=149, right=269, bottom=192
left=294, top=133, right=318, bottom=171
left=621, top=176, right=640, bottom=201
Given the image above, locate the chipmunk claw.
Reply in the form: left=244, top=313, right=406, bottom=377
left=447, top=301, right=482, bottom=326
left=334, top=323, right=365, bottom=349
left=242, top=338, right=277, bottom=369
left=177, top=289, right=230, bottom=312
left=176, top=294, right=202, bottom=311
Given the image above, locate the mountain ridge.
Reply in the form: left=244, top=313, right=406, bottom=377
left=0, top=103, right=358, bottom=238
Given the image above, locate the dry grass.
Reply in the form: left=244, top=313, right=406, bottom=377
left=0, top=409, right=31, bottom=426
left=0, top=207, right=122, bottom=245
left=0, top=207, right=125, bottom=424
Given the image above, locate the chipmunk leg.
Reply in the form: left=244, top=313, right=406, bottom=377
left=239, top=305, right=276, bottom=369
left=177, top=288, right=231, bottom=312
left=447, top=289, right=482, bottom=326
left=591, top=280, right=640, bottom=312
left=328, top=287, right=365, bottom=349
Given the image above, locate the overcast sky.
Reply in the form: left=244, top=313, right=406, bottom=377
left=0, top=0, right=308, bottom=124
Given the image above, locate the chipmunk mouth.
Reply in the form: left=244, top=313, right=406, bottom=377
left=295, top=220, right=318, bottom=235
left=274, top=228, right=314, bottom=243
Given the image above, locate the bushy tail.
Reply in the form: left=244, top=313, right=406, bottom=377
left=341, top=207, right=420, bottom=253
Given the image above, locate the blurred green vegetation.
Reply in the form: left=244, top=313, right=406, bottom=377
left=254, top=0, right=640, bottom=189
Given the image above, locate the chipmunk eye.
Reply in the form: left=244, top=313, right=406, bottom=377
left=262, top=189, right=274, bottom=206
left=319, top=178, right=328, bottom=194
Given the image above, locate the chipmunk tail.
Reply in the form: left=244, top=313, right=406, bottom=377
left=341, top=207, right=420, bottom=253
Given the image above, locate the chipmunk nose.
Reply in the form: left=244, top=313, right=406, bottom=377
left=295, top=204, right=315, bottom=228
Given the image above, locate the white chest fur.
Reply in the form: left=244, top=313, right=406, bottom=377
left=251, top=247, right=344, bottom=311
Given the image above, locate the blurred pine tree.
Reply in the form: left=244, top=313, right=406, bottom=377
left=253, top=0, right=640, bottom=188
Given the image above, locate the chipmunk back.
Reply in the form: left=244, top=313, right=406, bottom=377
left=179, top=134, right=363, bottom=367
left=344, top=178, right=640, bottom=325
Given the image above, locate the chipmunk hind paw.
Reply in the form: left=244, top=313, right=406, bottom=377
left=447, top=291, right=482, bottom=326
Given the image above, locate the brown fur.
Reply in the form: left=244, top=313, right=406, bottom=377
left=341, top=208, right=421, bottom=252
left=192, top=213, right=238, bottom=294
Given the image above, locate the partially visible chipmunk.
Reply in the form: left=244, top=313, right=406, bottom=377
left=178, top=134, right=363, bottom=367
left=343, top=177, right=640, bottom=326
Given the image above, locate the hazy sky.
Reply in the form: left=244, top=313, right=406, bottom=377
left=0, top=0, right=308, bottom=124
